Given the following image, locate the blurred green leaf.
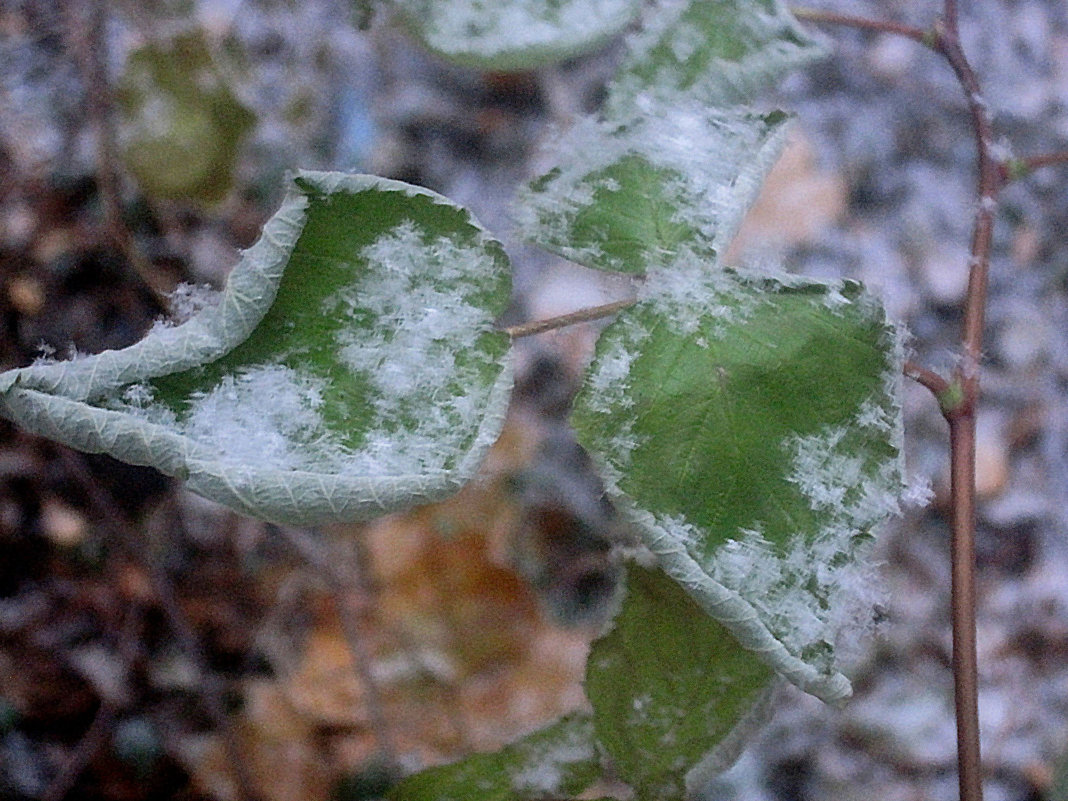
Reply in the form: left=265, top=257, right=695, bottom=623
left=117, top=31, right=254, bottom=202
left=608, top=0, right=823, bottom=109
left=388, top=714, right=601, bottom=801
left=393, top=0, right=643, bottom=70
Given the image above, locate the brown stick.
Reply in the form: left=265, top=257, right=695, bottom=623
left=1002, top=150, right=1068, bottom=180
left=790, top=7, right=995, bottom=801
left=904, top=360, right=950, bottom=397
left=948, top=413, right=983, bottom=801
left=68, top=0, right=163, bottom=303
left=277, top=527, right=400, bottom=770
left=503, top=298, right=637, bottom=339
left=791, top=7, right=930, bottom=44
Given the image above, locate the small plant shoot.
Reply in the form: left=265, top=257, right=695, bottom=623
left=0, top=1, right=914, bottom=799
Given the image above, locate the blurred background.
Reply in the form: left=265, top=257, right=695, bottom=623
left=1, top=1, right=1068, bottom=800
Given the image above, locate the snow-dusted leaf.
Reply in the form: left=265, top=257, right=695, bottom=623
left=516, top=0, right=822, bottom=275
left=0, top=171, right=512, bottom=525
left=607, top=0, right=823, bottom=109
left=393, top=0, right=643, bottom=71
left=388, top=713, right=601, bottom=801
left=586, top=565, right=779, bottom=799
left=515, top=104, right=788, bottom=274
left=572, top=263, right=903, bottom=704
left=118, top=31, right=254, bottom=202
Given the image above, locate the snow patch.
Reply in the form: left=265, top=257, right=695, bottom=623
left=326, top=220, right=503, bottom=476
left=517, top=99, right=787, bottom=272
left=509, top=722, right=595, bottom=795
left=181, top=365, right=333, bottom=472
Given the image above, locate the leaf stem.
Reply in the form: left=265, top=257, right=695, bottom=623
left=503, top=298, right=638, bottom=338
left=903, top=360, right=949, bottom=396
left=1000, top=150, right=1068, bottom=181
left=790, top=7, right=930, bottom=44
left=66, top=0, right=164, bottom=304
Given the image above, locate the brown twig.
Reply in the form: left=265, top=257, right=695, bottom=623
left=793, top=7, right=998, bottom=801
left=791, top=6, right=930, bottom=44
left=943, top=0, right=961, bottom=37
left=933, top=20, right=997, bottom=801
left=1000, top=150, right=1068, bottom=182
left=503, top=298, right=638, bottom=339
left=67, top=0, right=164, bottom=304
left=277, top=527, right=400, bottom=771
left=903, top=360, right=950, bottom=397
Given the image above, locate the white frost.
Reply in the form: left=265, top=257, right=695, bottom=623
left=517, top=98, right=788, bottom=273
left=325, top=220, right=502, bottom=476
left=182, top=365, right=334, bottom=472
left=510, top=721, right=595, bottom=795
left=694, top=398, right=902, bottom=669
left=397, top=0, right=639, bottom=61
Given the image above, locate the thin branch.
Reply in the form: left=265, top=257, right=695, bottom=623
left=1000, top=150, right=1068, bottom=182
left=797, top=8, right=993, bottom=801
left=948, top=415, right=982, bottom=801
left=790, top=7, right=930, bottom=44
left=903, top=361, right=950, bottom=396
left=67, top=0, right=163, bottom=304
left=930, top=17, right=996, bottom=801
left=277, top=527, right=400, bottom=771
left=1018, top=151, right=1068, bottom=172
left=503, top=298, right=637, bottom=339
left=931, top=20, right=999, bottom=385
left=943, top=0, right=961, bottom=38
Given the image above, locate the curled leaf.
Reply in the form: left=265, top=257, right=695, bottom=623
left=0, top=172, right=513, bottom=525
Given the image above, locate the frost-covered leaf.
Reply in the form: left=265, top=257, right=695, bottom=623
left=388, top=714, right=601, bottom=801
left=516, top=104, right=788, bottom=274
left=572, top=262, right=903, bottom=704
left=586, top=565, right=778, bottom=799
left=608, top=0, right=823, bottom=109
left=392, top=0, right=642, bottom=71
left=117, top=31, right=255, bottom=202
left=0, top=171, right=512, bottom=525
left=516, top=0, right=822, bottom=275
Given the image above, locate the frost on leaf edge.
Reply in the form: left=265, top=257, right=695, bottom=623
left=0, top=170, right=516, bottom=525
left=393, top=0, right=644, bottom=71
left=575, top=270, right=906, bottom=707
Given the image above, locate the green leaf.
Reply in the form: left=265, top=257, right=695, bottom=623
left=515, top=105, right=789, bottom=274
left=586, top=565, right=778, bottom=800
left=0, top=171, right=513, bottom=525
left=392, top=0, right=643, bottom=71
left=607, top=0, right=824, bottom=109
left=572, top=264, right=903, bottom=704
left=516, top=0, right=822, bottom=275
left=388, top=713, right=601, bottom=801
left=117, top=31, right=255, bottom=202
